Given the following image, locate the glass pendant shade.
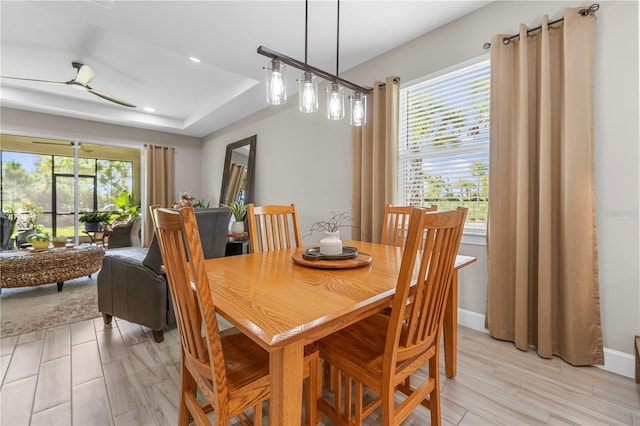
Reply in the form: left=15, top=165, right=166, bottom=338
left=298, top=72, right=318, bottom=113
left=326, top=83, right=345, bottom=120
left=350, top=92, right=367, bottom=126
left=265, top=59, right=286, bottom=105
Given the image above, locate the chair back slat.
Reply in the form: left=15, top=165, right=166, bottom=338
left=385, top=207, right=467, bottom=367
left=380, top=204, right=437, bottom=247
left=247, top=204, right=302, bottom=253
left=150, top=206, right=229, bottom=413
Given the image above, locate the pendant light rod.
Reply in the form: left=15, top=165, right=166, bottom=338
left=257, top=45, right=372, bottom=95
left=304, top=0, right=308, bottom=64
left=335, top=0, right=340, bottom=78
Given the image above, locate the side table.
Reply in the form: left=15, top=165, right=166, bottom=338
left=225, top=232, right=249, bottom=256
left=83, top=230, right=108, bottom=246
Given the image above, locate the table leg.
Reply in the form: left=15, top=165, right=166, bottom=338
left=443, top=270, right=459, bottom=378
left=269, top=342, right=304, bottom=425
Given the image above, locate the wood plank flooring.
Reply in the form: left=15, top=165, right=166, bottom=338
left=1, top=317, right=638, bottom=425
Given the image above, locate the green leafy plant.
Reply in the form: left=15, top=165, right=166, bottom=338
left=193, top=198, right=211, bottom=208
left=27, top=224, right=51, bottom=242
left=221, top=201, right=247, bottom=222
left=79, top=211, right=112, bottom=225
left=110, top=189, right=140, bottom=222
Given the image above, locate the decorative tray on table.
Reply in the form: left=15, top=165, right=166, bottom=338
left=292, top=246, right=372, bottom=269
left=301, top=246, right=358, bottom=261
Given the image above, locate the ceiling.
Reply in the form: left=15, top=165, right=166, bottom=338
left=0, top=1, right=491, bottom=138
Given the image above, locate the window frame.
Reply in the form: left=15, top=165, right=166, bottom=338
left=398, top=54, right=490, bottom=245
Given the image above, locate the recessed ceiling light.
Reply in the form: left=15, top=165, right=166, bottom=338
left=189, top=57, right=201, bottom=63
left=144, top=107, right=155, bottom=113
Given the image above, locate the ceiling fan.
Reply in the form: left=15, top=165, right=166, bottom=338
left=1, top=62, right=136, bottom=108
left=32, top=140, right=94, bottom=153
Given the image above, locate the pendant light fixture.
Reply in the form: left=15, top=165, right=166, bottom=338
left=327, top=0, right=345, bottom=121
left=257, top=0, right=370, bottom=126
left=298, top=1, right=318, bottom=113
left=265, top=58, right=286, bottom=105
left=350, top=91, right=367, bottom=126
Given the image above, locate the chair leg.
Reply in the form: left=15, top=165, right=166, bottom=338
left=178, top=363, right=196, bottom=426
left=152, top=329, right=164, bottom=343
left=429, top=356, right=442, bottom=426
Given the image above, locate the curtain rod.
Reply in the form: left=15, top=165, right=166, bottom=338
left=482, top=3, right=599, bottom=50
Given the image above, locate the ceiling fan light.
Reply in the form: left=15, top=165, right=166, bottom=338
left=265, top=59, right=287, bottom=105
left=298, top=72, right=318, bottom=113
left=350, top=92, right=367, bottom=126
left=326, top=82, right=344, bottom=120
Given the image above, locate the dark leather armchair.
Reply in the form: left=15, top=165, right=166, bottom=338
left=97, top=208, right=231, bottom=342
left=107, top=217, right=141, bottom=249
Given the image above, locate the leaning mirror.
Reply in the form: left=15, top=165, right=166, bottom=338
left=219, top=135, right=256, bottom=206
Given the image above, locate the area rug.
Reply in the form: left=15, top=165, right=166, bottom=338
left=0, top=276, right=100, bottom=338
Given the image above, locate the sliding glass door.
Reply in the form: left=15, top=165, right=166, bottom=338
left=1, top=134, right=140, bottom=243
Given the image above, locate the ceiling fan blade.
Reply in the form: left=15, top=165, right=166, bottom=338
left=32, top=141, right=70, bottom=146
left=87, top=87, right=136, bottom=108
left=32, top=140, right=94, bottom=153
left=1, top=76, right=66, bottom=85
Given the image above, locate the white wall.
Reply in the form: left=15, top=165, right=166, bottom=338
left=203, top=101, right=352, bottom=245
left=203, top=0, right=640, bottom=371
left=0, top=107, right=204, bottom=204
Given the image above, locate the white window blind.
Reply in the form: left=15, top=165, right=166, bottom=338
left=399, top=59, right=490, bottom=234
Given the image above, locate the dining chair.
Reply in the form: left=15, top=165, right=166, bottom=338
left=318, top=207, right=468, bottom=426
left=245, top=202, right=321, bottom=425
left=380, top=204, right=437, bottom=247
left=246, top=203, right=302, bottom=253
left=151, top=206, right=319, bottom=425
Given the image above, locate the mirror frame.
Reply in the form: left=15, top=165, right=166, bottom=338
left=219, top=135, right=256, bottom=206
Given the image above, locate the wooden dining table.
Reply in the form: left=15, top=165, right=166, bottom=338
left=203, top=240, right=476, bottom=425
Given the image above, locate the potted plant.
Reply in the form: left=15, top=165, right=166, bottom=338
left=79, top=211, right=112, bottom=231
left=222, top=201, right=247, bottom=234
left=27, top=225, right=51, bottom=250
left=307, top=211, right=353, bottom=256
left=193, top=198, right=211, bottom=208
left=109, top=189, right=140, bottom=224
left=52, top=235, right=68, bottom=248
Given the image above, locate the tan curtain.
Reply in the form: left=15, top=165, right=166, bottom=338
left=144, top=144, right=174, bottom=246
left=486, top=7, right=603, bottom=365
left=352, top=76, right=399, bottom=242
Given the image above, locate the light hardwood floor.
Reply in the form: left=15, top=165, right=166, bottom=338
left=1, top=317, right=638, bottom=425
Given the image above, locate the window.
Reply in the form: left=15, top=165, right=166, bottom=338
left=0, top=135, right=139, bottom=239
left=398, top=59, right=490, bottom=235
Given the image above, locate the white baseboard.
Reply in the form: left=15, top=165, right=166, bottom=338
left=457, top=308, right=635, bottom=379
left=599, top=347, right=635, bottom=378
left=458, top=308, right=490, bottom=333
